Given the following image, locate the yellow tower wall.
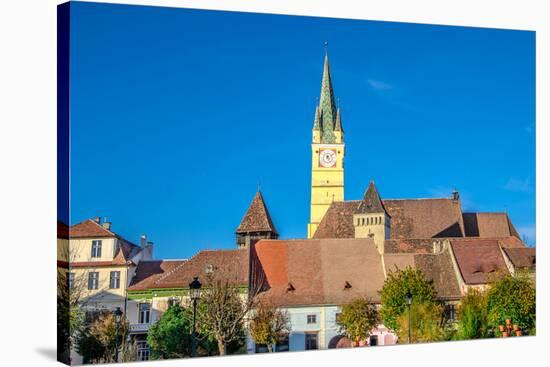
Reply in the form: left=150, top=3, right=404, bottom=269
left=308, top=143, right=345, bottom=238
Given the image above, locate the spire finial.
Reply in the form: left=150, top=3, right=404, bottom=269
left=324, top=41, right=329, bottom=55
left=257, top=179, right=261, bottom=192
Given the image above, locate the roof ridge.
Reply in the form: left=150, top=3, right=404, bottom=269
left=153, top=261, right=189, bottom=285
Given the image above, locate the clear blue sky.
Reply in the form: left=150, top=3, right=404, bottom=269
left=69, top=2, right=536, bottom=258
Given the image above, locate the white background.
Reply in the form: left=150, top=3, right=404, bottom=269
left=0, top=0, right=547, bottom=366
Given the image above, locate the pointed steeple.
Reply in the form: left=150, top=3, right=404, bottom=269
left=334, top=104, right=343, bottom=132
left=313, top=104, right=321, bottom=131
left=319, top=47, right=337, bottom=131
left=355, top=181, right=388, bottom=215
left=236, top=191, right=278, bottom=235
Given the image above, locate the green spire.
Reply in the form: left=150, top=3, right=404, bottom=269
left=334, top=99, right=343, bottom=132
left=313, top=104, right=321, bottom=131
left=314, top=43, right=338, bottom=144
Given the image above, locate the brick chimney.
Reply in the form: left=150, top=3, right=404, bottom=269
left=101, top=219, right=112, bottom=230
left=145, top=241, right=154, bottom=260
left=140, top=234, right=147, bottom=248
left=452, top=190, right=460, bottom=201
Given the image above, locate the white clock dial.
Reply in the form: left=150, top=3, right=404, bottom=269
left=319, top=149, right=337, bottom=168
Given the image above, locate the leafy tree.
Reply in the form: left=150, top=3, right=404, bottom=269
left=379, top=266, right=437, bottom=332
left=249, top=300, right=291, bottom=352
left=486, top=272, right=536, bottom=333
left=337, top=297, right=379, bottom=343
left=456, top=288, right=488, bottom=340
left=147, top=305, right=193, bottom=359
left=396, top=303, right=444, bottom=343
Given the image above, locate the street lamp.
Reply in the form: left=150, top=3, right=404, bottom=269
left=113, top=307, right=123, bottom=362
left=189, top=277, right=202, bottom=358
left=405, top=291, right=412, bottom=344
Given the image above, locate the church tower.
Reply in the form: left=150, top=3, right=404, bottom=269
left=236, top=190, right=278, bottom=248
left=307, top=46, right=345, bottom=238
left=353, top=181, right=391, bottom=254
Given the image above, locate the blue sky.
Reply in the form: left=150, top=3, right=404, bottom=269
left=69, top=2, right=536, bottom=258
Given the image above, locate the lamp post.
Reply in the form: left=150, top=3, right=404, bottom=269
left=113, top=307, right=123, bottom=362
left=405, top=291, right=412, bottom=344
left=189, top=277, right=202, bottom=358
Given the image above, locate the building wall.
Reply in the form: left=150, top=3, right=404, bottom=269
left=309, top=143, right=345, bottom=238
left=70, top=237, right=118, bottom=263
left=353, top=213, right=390, bottom=254
left=70, top=265, right=130, bottom=303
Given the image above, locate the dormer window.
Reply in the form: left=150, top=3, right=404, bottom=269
left=91, top=240, right=102, bottom=258
left=286, top=282, right=295, bottom=292
left=205, top=264, right=215, bottom=274
left=344, top=281, right=352, bottom=289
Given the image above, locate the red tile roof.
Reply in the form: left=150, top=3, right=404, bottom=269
left=503, top=247, right=536, bottom=269
left=58, top=221, right=69, bottom=239
left=463, top=213, right=519, bottom=238
left=128, top=249, right=249, bottom=291
left=450, top=239, right=510, bottom=284
left=70, top=219, right=116, bottom=238
left=314, top=198, right=464, bottom=239
left=251, top=238, right=386, bottom=306
left=236, top=191, right=278, bottom=235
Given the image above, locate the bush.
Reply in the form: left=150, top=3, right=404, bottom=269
left=456, top=288, right=488, bottom=340
left=486, top=272, right=536, bottom=333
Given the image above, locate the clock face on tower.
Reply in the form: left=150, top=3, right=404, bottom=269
left=319, top=149, right=337, bottom=168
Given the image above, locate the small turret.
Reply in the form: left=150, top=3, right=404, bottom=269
left=353, top=181, right=391, bottom=254
left=236, top=190, right=278, bottom=248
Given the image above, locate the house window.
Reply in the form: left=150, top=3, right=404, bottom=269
left=67, top=272, right=75, bottom=290
left=335, top=312, right=342, bottom=324
left=109, top=271, right=121, bottom=289
left=136, top=341, right=150, bottom=361
left=88, top=272, right=99, bottom=290
left=305, top=332, right=318, bottom=350
left=91, top=240, right=102, bottom=258
left=138, top=303, right=151, bottom=324
left=276, top=335, right=290, bottom=352
left=445, top=304, right=457, bottom=321
left=307, top=314, right=317, bottom=324
left=369, top=335, right=378, bottom=346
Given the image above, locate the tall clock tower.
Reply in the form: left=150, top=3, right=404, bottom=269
left=307, top=47, right=345, bottom=238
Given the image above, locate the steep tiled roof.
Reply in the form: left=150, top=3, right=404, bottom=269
left=58, top=221, right=69, bottom=239
left=251, top=238, right=385, bottom=306
left=503, top=247, right=536, bottom=269
left=383, top=250, right=461, bottom=299
left=314, top=198, right=464, bottom=239
left=236, top=191, right=278, bottom=235
left=128, top=249, right=248, bottom=291
left=70, top=219, right=116, bottom=238
left=355, top=181, right=387, bottom=214
left=463, top=213, right=519, bottom=238
left=451, top=239, right=510, bottom=284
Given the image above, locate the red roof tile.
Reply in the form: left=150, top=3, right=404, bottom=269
left=128, top=249, right=249, bottom=291
left=58, top=221, right=69, bottom=239
left=236, top=191, right=278, bottom=235
left=70, top=219, right=116, bottom=238
left=314, top=198, right=464, bottom=239
left=463, top=213, right=519, bottom=238
left=451, top=239, right=510, bottom=284
left=503, top=247, right=536, bottom=269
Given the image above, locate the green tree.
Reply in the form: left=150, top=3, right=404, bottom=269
left=337, top=297, right=379, bottom=343
left=486, top=272, right=536, bottom=333
left=396, top=303, right=444, bottom=343
left=147, top=305, right=193, bottom=359
left=249, top=300, right=291, bottom=352
left=456, top=288, right=488, bottom=340
left=379, top=266, right=437, bottom=332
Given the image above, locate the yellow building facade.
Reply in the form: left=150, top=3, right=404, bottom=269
left=308, top=50, right=345, bottom=238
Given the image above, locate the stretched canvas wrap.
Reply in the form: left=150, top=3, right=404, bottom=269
left=57, top=1, right=536, bottom=365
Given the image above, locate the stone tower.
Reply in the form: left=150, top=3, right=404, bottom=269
left=307, top=46, right=345, bottom=238
left=353, top=181, right=391, bottom=254
left=236, top=191, right=278, bottom=248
